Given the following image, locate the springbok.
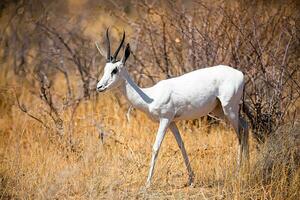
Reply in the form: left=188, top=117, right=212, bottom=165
left=96, top=29, right=249, bottom=187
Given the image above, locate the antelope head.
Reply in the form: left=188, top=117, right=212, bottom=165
left=96, top=28, right=130, bottom=92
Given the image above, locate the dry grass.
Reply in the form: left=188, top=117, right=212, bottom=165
left=0, top=73, right=299, bottom=199
left=0, top=1, right=299, bottom=198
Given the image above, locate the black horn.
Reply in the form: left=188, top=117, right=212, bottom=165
left=112, top=31, right=125, bottom=61
left=106, top=28, right=111, bottom=61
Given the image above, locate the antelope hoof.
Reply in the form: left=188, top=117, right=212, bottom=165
left=188, top=181, right=195, bottom=188
left=187, top=174, right=195, bottom=187
left=184, top=174, right=195, bottom=187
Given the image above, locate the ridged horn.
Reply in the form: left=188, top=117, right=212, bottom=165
left=106, top=28, right=111, bottom=61
left=112, top=31, right=125, bottom=61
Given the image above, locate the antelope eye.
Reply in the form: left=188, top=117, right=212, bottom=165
left=111, top=68, right=118, bottom=75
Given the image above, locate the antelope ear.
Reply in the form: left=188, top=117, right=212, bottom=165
left=121, top=43, right=130, bottom=64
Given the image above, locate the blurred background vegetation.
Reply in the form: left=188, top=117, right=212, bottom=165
left=0, top=0, right=299, bottom=199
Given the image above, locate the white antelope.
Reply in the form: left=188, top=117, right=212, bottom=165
left=96, top=29, right=249, bottom=187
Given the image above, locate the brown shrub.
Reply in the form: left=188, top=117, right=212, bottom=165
left=251, top=121, right=300, bottom=198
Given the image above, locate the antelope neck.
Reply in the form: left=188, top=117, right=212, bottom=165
left=120, top=70, right=153, bottom=111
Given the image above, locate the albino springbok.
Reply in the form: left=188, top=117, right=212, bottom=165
left=96, top=29, right=249, bottom=187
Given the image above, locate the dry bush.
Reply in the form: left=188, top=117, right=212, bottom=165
left=253, top=122, right=300, bottom=194
left=1, top=0, right=299, bottom=140
left=107, top=0, right=300, bottom=142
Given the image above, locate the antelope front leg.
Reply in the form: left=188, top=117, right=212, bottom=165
left=169, top=122, right=195, bottom=186
left=146, top=118, right=170, bottom=188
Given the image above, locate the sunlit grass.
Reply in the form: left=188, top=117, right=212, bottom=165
left=0, top=82, right=299, bottom=199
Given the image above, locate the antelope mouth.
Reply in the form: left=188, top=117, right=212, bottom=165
left=98, top=88, right=106, bottom=93
left=97, top=82, right=113, bottom=93
left=97, top=86, right=108, bottom=92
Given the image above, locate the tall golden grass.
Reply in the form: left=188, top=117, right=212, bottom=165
left=0, top=1, right=299, bottom=199
left=0, top=67, right=299, bottom=199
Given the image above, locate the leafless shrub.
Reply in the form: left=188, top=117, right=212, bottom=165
left=106, top=0, right=300, bottom=142
left=1, top=0, right=299, bottom=142
left=1, top=0, right=102, bottom=138
left=221, top=3, right=300, bottom=142
left=252, top=121, right=300, bottom=197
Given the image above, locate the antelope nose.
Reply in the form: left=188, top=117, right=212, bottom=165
left=97, top=85, right=104, bottom=92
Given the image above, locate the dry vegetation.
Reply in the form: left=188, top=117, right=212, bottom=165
left=0, top=0, right=300, bottom=199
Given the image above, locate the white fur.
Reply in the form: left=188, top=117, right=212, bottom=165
left=97, top=61, right=249, bottom=187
